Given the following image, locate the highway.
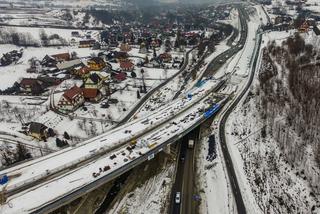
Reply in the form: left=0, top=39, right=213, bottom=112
left=218, top=24, right=262, bottom=214
left=200, top=4, right=248, bottom=79
left=168, top=4, right=249, bottom=214
left=0, top=78, right=228, bottom=214
left=169, top=128, right=199, bottom=214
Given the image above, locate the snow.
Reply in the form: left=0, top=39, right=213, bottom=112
left=196, top=130, right=233, bottom=214
left=0, top=79, right=225, bottom=214
left=0, top=44, right=100, bottom=90
left=108, top=164, right=175, bottom=214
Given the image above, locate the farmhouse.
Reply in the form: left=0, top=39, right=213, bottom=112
left=58, top=86, right=84, bottom=113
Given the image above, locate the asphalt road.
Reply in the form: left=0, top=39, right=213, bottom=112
left=200, top=4, right=248, bottom=79
left=170, top=127, right=199, bottom=214
left=169, top=4, right=251, bottom=214
left=218, top=22, right=262, bottom=214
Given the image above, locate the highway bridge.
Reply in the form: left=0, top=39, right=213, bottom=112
left=0, top=77, right=228, bottom=214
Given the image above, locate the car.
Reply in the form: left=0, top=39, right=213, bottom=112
left=100, top=102, right=109, bottom=108
left=175, top=192, right=181, bottom=204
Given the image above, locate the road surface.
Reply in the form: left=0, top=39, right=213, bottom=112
left=169, top=127, right=199, bottom=214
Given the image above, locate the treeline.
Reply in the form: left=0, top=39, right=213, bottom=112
left=0, top=28, right=68, bottom=47
left=257, top=33, right=320, bottom=195
left=0, top=28, right=40, bottom=47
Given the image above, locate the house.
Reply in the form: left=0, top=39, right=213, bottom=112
left=37, top=76, right=63, bottom=88
left=139, top=42, right=148, bottom=54
left=51, top=53, right=71, bottom=62
left=28, top=122, right=48, bottom=140
left=41, top=55, right=57, bottom=67
left=92, top=42, right=101, bottom=50
left=87, top=57, right=106, bottom=71
left=274, top=16, right=292, bottom=25
left=71, top=31, right=80, bottom=37
left=58, top=86, right=84, bottom=112
left=84, top=73, right=104, bottom=90
left=115, top=72, right=127, bottom=82
left=120, top=43, right=132, bottom=52
left=73, top=65, right=92, bottom=77
left=0, top=49, right=23, bottom=66
left=70, top=38, right=77, bottom=46
left=82, top=88, right=102, bottom=102
left=79, top=39, right=96, bottom=48
left=120, top=60, right=134, bottom=72
left=20, top=78, right=44, bottom=95
left=159, top=53, right=172, bottom=63
left=299, top=21, right=310, bottom=33
left=56, top=59, right=82, bottom=70
left=150, top=39, right=160, bottom=48
left=100, top=41, right=109, bottom=50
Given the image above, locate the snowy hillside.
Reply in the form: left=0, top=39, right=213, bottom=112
left=226, top=31, right=320, bottom=213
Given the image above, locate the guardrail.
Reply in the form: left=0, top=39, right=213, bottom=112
left=30, top=98, right=228, bottom=214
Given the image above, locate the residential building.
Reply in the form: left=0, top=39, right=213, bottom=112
left=58, top=86, right=84, bottom=112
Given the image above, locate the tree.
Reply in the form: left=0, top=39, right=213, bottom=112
left=145, top=56, right=149, bottom=64
left=137, top=90, right=141, bottom=99
left=15, top=143, right=30, bottom=162
left=56, top=138, right=69, bottom=148
left=131, top=71, right=137, bottom=78
left=39, top=29, right=49, bottom=46
left=48, top=128, right=55, bottom=137
left=64, top=131, right=70, bottom=140
left=71, top=51, right=78, bottom=59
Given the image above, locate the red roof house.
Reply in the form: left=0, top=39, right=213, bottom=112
left=120, top=60, right=134, bottom=72
left=58, top=86, right=84, bottom=113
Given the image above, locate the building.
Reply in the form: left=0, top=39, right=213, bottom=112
left=120, top=43, right=132, bottom=52
left=120, top=60, right=134, bottom=72
left=41, top=55, right=58, bottom=67
left=84, top=73, right=104, bottom=89
left=37, top=76, right=63, bottom=88
left=299, top=21, right=310, bottom=33
left=159, top=53, right=172, bottom=63
left=51, top=53, right=71, bottom=62
left=28, top=122, right=48, bottom=140
left=73, top=65, right=92, bottom=77
left=82, top=88, right=102, bottom=102
left=87, top=57, right=106, bottom=71
left=139, top=42, right=148, bottom=54
left=115, top=72, right=127, bottom=82
left=79, top=39, right=96, bottom=48
left=58, top=86, right=84, bottom=112
left=20, top=78, right=44, bottom=95
left=56, top=59, right=82, bottom=70
left=71, top=31, right=80, bottom=37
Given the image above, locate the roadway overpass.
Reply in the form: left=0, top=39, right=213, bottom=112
left=0, top=77, right=228, bottom=214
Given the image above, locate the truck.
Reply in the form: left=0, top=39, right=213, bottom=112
left=188, top=139, right=194, bottom=149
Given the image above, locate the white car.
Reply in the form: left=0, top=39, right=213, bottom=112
left=175, top=192, right=181, bottom=204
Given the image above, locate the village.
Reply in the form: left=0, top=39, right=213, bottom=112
left=0, top=3, right=234, bottom=166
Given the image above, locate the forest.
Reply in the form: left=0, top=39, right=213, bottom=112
left=257, top=33, right=320, bottom=196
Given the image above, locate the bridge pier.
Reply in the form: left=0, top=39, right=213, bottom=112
left=164, top=144, right=171, bottom=154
